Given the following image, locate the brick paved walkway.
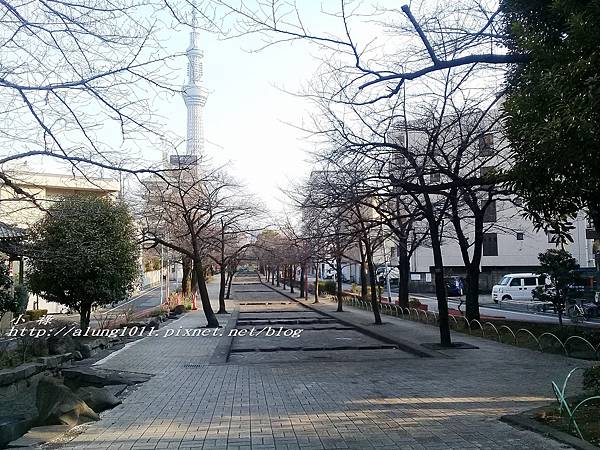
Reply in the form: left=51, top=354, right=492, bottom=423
left=55, top=278, right=586, bottom=449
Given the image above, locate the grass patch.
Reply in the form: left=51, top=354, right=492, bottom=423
left=535, top=399, right=600, bottom=447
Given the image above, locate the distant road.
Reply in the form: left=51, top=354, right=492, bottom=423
left=341, top=282, right=600, bottom=327
left=104, top=282, right=177, bottom=314
left=410, top=293, right=600, bottom=327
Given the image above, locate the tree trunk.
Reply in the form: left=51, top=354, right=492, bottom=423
left=358, top=240, right=368, bottom=302
left=304, top=263, right=309, bottom=299
left=313, top=262, right=319, bottom=303
left=299, top=264, right=305, bottom=298
left=282, top=266, right=286, bottom=290
left=217, top=264, right=228, bottom=314
left=336, top=254, right=343, bottom=312
left=182, top=256, right=192, bottom=294
left=290, top=265, right=295, bottom=294
left=191, top=260, right=199, bottom=294
left=397, top=235, right=410, bottom=309
left=465, top=264, right=481, bottom=321
left=464, top=212, right=484, bottom=321
left=430, top=225, right=452, bottom=346
left=80, top=303, right=92, bottom=331
left=365, top=241, right=382, bottom=324
left=276, top=266, right=280, bottom=287
left=194, top=258, right=219, bottom=327
left=226, top=271, right=235, bottom=299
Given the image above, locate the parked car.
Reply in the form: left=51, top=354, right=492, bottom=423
left=323, top=269, right=349, bottom=283
left=444, top=276, right=465, bottom=296
left=492, top=273, right=547, bottom=303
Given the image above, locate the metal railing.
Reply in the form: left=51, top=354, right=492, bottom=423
left=339, top=296, right=600, bottom=361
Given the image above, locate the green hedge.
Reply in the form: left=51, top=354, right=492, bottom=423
left=318, top=280, right=337, bottom=295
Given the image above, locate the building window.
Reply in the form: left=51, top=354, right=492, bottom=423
left=430, top=172, right=441, bottom=183
left=483, top=233, right=498, bottom=256
left=516, top=232, right=524, bottom=241
left=483, top=200, right=497, bottom=223
left=390, top=246, right=397, bottom=258
left=478, top=133, right=494, bottom=156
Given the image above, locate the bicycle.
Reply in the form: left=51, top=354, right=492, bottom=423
left=566, top=303, right=586, bottom=323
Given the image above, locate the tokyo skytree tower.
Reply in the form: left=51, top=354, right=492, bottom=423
left=182, top=9, right=208, bottom=161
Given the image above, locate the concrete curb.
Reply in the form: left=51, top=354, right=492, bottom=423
left=260, top=281, right=440, bottom=358
left=209, top=310, right=240, bottom=365
left=501, top=408, right=598, bottom=450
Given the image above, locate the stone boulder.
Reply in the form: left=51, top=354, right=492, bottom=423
left=75, top=386, right=121, bottom=413
left=77, top=343, right=93, bottom=359
left=62, top=367, right=152, bottom=389
left=47, top=336, right=75, bottom=355
left=36, top=377, right=99, bottom=427
left=172, top=305, right=186, bottom=315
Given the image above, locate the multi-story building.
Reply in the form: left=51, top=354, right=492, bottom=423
left=385, top=118, right=596, bottom=292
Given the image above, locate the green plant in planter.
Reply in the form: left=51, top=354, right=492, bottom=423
left=583, top=366, right=600, bottom=395
left=408, top=298, right=422, bottom=309
left=318, top=280, right=336, bottom=295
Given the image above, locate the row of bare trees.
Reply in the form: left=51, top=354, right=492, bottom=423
left=207, top=0, right=526, bottom=347
left=139, top=165, right=262, bottom=327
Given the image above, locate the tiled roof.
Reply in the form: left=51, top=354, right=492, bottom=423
left=0, top=222, right=26, bottom=240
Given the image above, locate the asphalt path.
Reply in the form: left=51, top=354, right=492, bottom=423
left=104, top=282, right=181, bottom=314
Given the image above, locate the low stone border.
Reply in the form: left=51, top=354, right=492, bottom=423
left=208, top=311, right=240, bottom=365
left=260, top=281, right=440, bottom=358
left=501, top=405, right=599, bottom=450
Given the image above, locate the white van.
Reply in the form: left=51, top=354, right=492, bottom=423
left=492, top=273, right=547, bottom=303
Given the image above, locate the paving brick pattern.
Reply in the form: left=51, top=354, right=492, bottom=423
left=55, top=279, right=583, bottom=449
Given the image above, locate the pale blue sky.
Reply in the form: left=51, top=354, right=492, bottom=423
left=157, top=4, right=341, bottom=215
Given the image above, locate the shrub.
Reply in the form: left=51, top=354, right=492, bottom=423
left=318, top=280, right=336, bottom=295
left=583, top=366, right=600, bottom=395
left=14, top=284, right=29, bottom=314
left=149, top=307, right=166, bottom=317
left=25, top=309, right=48, bottom=321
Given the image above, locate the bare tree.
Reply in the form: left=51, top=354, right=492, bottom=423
left=205, top=197, right=264, bottom=314
left=140, top=165, right=241, bottom=328
left=0, top=1, right=186, bottom=196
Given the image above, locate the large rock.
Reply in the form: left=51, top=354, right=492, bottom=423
left=0, top=416, right=33, bottom=448
left=36, top=377, right=98, bottom=427
left=0, top=363, right=45, bottom=387
left=75, top=386, right=121, bottom=413
left=47, top=336, right=75, bottom=355
left=78, top=343, right=93, bottom=359
left=5, top=425, right=70, bottom=448
left=62, top=367, right=152, bottom=389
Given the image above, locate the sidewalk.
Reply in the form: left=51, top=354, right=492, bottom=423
left=54, top=279, right=588, bottom=449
